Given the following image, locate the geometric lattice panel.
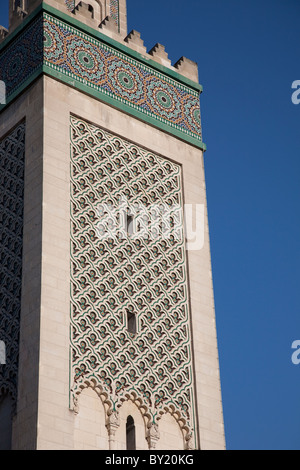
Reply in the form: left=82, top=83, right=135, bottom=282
left=0, top=122, right=25, bottom=406
left=70, top=116, right=196, bottom=444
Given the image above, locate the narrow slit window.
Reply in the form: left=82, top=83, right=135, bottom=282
left=126, top=415, right=136, bottom=450
left=88, top=5, right=94, bottom=18
left=127, top=311, right=137, bottom=335
left=127, top=215, right=134, bottom=236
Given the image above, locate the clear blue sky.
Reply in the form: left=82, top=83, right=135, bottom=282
left=1, top=0, right=300, bottom=450
left=127, top=0, right=300, bottom=450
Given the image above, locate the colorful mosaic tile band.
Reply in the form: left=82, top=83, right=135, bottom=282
left=109, top=0, right=120, bottom=29
left=43, top=13, right=202, bottom=140
left=0, top=9, right=203, bottom=146
left=65, top=0, right=75, bottom=11
left=0, top=16, right=43, bottom=101
left=70, top=116, right=197, bottom=446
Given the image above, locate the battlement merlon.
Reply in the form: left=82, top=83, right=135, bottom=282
left=0, top=26, right=9, bottom=41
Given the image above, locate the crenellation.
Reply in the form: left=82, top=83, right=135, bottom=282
left=174, top=56, right=199, bottom=83
left=5, top=1, right=200, bottom=84
left=74, top=1, right=94, bottom=19
left=124, top=29, right=147, bottom=56
left=0, top=26, right=8, bottom=43
left=72, top=1, right=99, bottom=28
left=148, top=43, right=172, bottom=68
left=99, top=15, right=122, bottom=40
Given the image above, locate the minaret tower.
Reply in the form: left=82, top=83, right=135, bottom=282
left=0, top=0, right=225, bottom=450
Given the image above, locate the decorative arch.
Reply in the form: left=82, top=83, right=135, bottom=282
left=73, top=384, right=109, bottom=450
left=156, top=405, right=195, bottom=450
left=155, top=410, right=185, bottom=450
left=72, top=378, right=112, bottom=415
left=115, top=397, right=149, bottom=450
left=71, top=374, right=196, bottom=450
left=72, top=382, right=153, bottom=428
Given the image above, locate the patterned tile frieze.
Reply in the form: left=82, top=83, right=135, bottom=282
left=65, top=0, right=75, bottom=11
left=0, top=16, right=43, bottom=102
left=109, top=0, right=120, bottom=29
left=70, top=116, right=197, bottom=446
left=0, top=10, right=202, bottom=145
left=0, top=122, right=25, bottom=406
left=43, top=13, right=202, bottom=140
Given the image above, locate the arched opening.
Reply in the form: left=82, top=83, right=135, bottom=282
left=115, top=400, right=148, bottom=450
left=126, top=415, right=136, bottom=450
left=87, top=4, right=94, bottom=18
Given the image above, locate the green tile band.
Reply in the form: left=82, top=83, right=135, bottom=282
left=0, top=5, right=206, bottom=150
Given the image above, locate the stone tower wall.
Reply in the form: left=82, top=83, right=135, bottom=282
left=0, top=0, right=225, bottom=450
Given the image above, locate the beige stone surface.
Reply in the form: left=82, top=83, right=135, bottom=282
left=114, top=401, right=148, bottom=450
left=74, top=388, right=109, bottom=450
left=0, top=67, right=225, bottom=449
left=0, top=78, right=44, bottom=450
left=156, top=413, right=185, bottom=450
left=42, top=75, right=225, bottom=450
